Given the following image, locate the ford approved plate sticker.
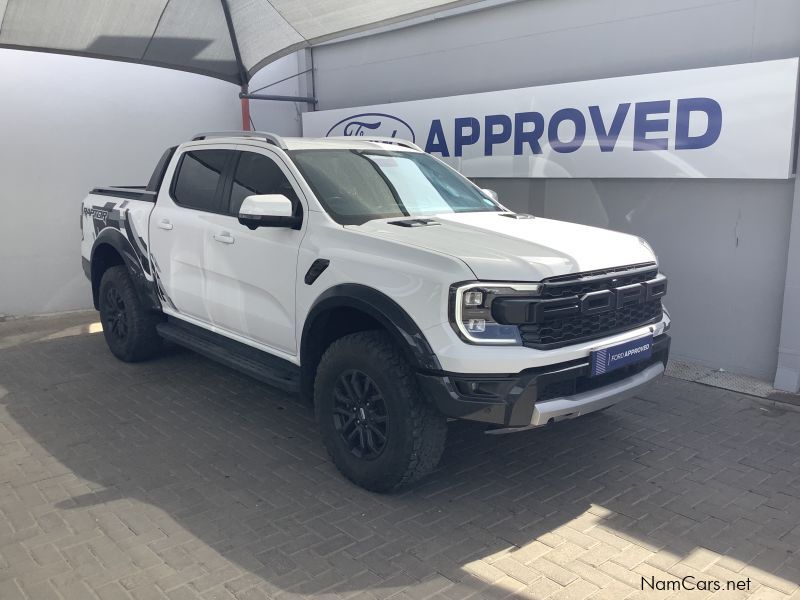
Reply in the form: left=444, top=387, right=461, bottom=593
left=590, top=335, right=653, bottom=376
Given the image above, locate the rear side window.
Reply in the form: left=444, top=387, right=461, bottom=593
left=172, top=150, right=230, bottom=211
left=228, top=152, right=300, bottom=216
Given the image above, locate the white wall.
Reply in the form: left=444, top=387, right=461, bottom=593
left=0, top=49, right=240, bottom=316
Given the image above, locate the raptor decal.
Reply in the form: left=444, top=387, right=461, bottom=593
left=88, top=200, right=152, bottom=278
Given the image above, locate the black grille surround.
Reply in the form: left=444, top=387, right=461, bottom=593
left=494, top=263, right=666, bottom=350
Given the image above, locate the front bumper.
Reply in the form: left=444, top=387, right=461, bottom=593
left=417, top=333, right=670, bottom=428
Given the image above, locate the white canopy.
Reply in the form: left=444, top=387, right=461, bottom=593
left=0, top=0, right=478, bottom=85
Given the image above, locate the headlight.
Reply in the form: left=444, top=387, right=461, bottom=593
left=450, top=282, right=541, bottom=345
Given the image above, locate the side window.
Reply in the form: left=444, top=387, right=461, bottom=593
left=172, top=150, right=230, bottom=211
left=228, top=152, right=300, bottom=216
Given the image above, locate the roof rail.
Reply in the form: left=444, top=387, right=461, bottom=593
left=192, top=131, right=288, bottom=150
left=327, top=136, right=422, bottom=151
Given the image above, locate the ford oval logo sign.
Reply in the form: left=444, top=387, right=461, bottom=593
left=326, top=112, right=416, bottom=142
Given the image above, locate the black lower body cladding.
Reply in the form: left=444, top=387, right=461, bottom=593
left=417, top=334, right=671, bottom=428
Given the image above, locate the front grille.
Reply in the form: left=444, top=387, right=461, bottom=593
left=520, top=299, right=662, bottom=348
left=515, top=264, right=664, bottom=349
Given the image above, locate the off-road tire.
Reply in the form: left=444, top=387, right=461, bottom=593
left=98, top=266, right=162, bottom=362
left=315, top=330, right=447, bottom=493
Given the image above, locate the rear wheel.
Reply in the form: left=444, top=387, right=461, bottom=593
left=99, top=266, right=162, bottom=362
left=315, top=331, right=447, bottom=493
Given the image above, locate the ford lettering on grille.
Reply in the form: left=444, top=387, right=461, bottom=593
left=536, top=275, right=667, bottom=321
left=495, top=274, right=666, bottom=324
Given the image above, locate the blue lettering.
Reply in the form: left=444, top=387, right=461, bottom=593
left=484, top=114, right=512, bottom=156
left=548, top=108, right=586, bottom=153
left=424, top=119, right=450, bottom=156
left=514, top=112, right=544, bottom=155
left=454, top=117, right=480, bottom=157
left=634, top=100, right=670, bottom=151
left=422, top=98, right=715, bottom=158
left=589, top=103, right=630, bottom=152
left=675, top=97, right=722, bottom=150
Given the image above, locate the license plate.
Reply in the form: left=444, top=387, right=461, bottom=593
left=590, top=335, right=653, bottom=376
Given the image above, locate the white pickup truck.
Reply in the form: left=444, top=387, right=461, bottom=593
left=81, top=131, right=670, bottom=492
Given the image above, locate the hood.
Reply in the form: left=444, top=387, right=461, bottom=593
left=349, top=212, right=656, bottom=281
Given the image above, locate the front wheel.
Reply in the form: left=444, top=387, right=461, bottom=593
left=98, top=266, right=162, bottom=362
left=315, top=331, right=447, bottom=493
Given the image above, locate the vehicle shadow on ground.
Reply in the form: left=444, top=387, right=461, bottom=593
left=0, top=331, right=797, bottom=598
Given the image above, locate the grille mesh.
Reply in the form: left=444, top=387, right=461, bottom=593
left=519, top=265, right=663, bottom=348
left=520, top=300, right=661, bottom=348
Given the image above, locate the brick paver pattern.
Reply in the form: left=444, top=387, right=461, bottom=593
left=0, top=314, right=798, bottom=600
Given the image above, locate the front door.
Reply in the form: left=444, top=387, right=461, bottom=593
left=203, top=146, right=305, bottom=355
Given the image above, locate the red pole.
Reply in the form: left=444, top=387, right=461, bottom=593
left=241, top=84, right=251, bottom=131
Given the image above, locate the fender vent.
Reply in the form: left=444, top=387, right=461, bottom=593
left=388, top=218, right=440, bottom=227
left=304, top=259, right=330, bottom=285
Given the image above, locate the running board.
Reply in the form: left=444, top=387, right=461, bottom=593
left=156, top=320, right=300, bottom=394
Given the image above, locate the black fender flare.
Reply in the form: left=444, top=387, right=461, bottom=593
left=90, top=228, right=161, bottom=311
left=301, top=283, right=442, bottom=375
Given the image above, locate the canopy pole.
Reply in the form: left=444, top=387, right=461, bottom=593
left=221, top=0, right=251, bottom=130
left=239, top=92, right=318, bottom=104
left=240, top=84, right=251, bottom=131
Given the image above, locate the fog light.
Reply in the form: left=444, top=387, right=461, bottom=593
left=454, top=379, right=503, bottom=397
left=464, top=291, right=483, bottom=306
left=467, top=319, right=486, bottom=332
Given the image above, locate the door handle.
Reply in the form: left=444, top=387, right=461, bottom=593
left=213, top=231, right=235, bottom=244
left=157, top=219, right=173, bottom=230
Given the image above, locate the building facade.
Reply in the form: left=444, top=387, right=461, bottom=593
left=291, top=0, right=800, bottom=388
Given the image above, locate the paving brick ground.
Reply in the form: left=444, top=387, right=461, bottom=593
left=0, top=312, right=798, bottom=600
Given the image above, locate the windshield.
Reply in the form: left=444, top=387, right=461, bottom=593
left=290, top=149, right=502, bottom=225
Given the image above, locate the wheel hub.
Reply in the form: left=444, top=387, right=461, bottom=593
left=332, top=369, right=388, bottom=460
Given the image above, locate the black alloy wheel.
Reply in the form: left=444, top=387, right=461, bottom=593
left=103, top=286, right=129, bottom=340
left=333, top=369, right=388, bottom=459
left=98, top=266, right=163, bottom=362
left=315, top=330, right=447, bottom=492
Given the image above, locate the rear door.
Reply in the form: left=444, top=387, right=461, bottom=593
left=202, top=145, right=306, bottom=355
left=149, top=146, right=235, bottom=325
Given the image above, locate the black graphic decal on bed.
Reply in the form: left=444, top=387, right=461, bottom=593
left=90, top=201, right=151, bottom=277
